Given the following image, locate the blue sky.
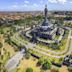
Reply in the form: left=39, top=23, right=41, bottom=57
left=0, top=0, right=72, bottom=11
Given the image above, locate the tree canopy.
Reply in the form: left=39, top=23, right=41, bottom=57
left=26, top=68, right=33, bottom=72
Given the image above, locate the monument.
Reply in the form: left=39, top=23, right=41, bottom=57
left=25, top=5, right=64, bottom=44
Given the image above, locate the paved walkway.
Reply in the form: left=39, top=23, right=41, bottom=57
left=5, top=49, right=25, bottom=72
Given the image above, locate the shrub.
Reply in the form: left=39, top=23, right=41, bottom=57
left=42, top=59, right=52, bottom=70
left=68, top=65, right=72, bottom=72
left=38, top=57, right=45, bottom=65
left=25, top=52, right=31, bottom=59
left=26, top=68, right=33, bottom=72
left=0, top=42, right=3, bottom=48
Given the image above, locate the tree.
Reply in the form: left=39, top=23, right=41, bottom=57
left=59, top=58, right=63, bottom=62
left=0, top=42, right=3, bottom=48
left=0, top=28, right=4, bottom=34
left=5, top=35, right=11, bottom=44
left=38, top=57, right=45, bottom=65
left=25, top=52, right=31, bottom=59
left=59, top=17, right=64, bottom=26
left=25, top=49, right=31, bottom=59
left=42, top=59, right=52, bottom=70
left=26, top=68, right=33, bottom=72
left=68, top=65, right=72, bottom=72
left=8, top=52, right=10, bottom=59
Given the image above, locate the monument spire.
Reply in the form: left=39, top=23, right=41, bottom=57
left=42, top=4, right=49, bottom=26
left=44, top=4, right=48, bottom=19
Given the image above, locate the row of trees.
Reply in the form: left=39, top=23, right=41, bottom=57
left=14, top=15, right=42, bottom=26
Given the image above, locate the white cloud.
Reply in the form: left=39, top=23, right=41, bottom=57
left=9, top=0, right=29, bottom=10
left=12, top=5, right=17, bottom=8
left=48, top=0, right=57, bottom=3
left=58, top=0, right=67, bottom=4
left=10, top=2, right=19, bottom=9
left=33, top=3, right=38, bottom=7
left=21, top=4, right=28, bottom=7
left=11, top=5, right=18, bottom=9
left=24, top=0, right=29, bottom=4
left=48, top=0, right=67, bottom=4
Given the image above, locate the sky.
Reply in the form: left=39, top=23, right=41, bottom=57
left=0, top=0, right=72, bottom=11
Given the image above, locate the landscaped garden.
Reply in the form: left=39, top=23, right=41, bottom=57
left=9, top=28, right=70, bottom=64
left=0, top=15, right=71, bottom=72
left=12, top=56, right=68, bottom=72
